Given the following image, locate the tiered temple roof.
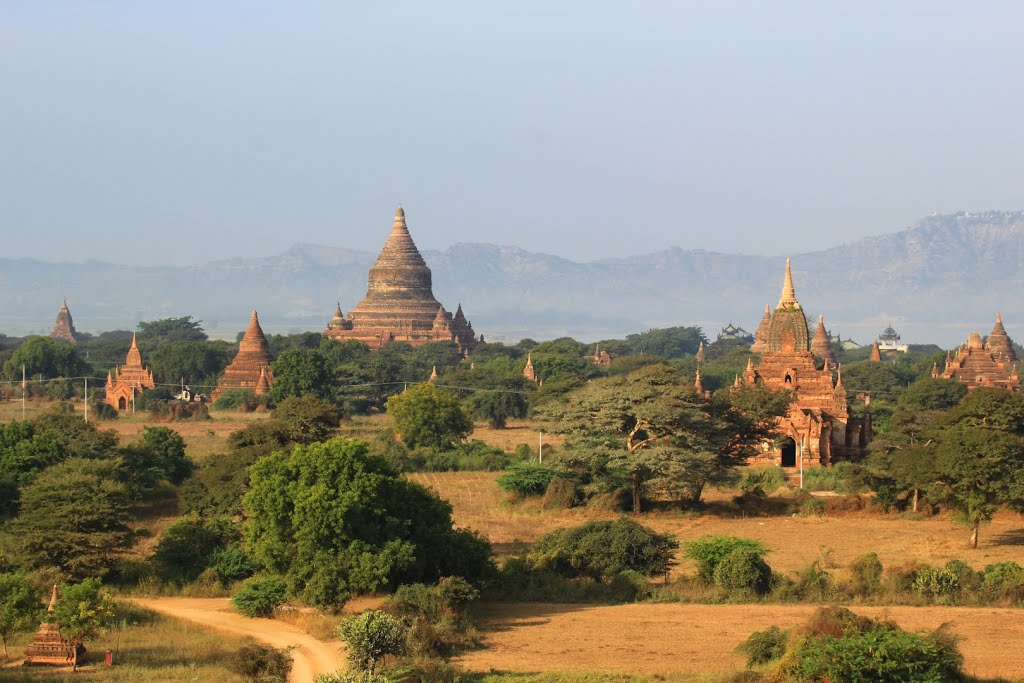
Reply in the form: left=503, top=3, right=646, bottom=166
left=717, top=323, right=754, bottom=344
left=740, top=259, right=870, bottom=468
left=212, top=311, right=274, bottom=400
left=324, top=208, right=478, bottom=353
left=934, top=317, right=1020, bottom=392
left=750, top=304, right=772, bottom=352
left=49, top=300, right=79, bottom=345
left=523, top=353, right=538, bottom=383
left=24, top=585, right=84, bottom=667
left=811, top=315, right=837, bottom=369
left=104, top=333, right=155, bottom=411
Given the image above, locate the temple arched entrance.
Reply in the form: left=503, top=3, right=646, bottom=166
left=780, top=437, right=796, bottom=467
left=118, top=396, right=127, bottom=410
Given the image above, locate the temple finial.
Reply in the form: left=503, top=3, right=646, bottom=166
left=777, top=258, right=798, bottom=308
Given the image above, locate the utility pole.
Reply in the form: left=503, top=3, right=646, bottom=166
left=538, top=430, right=543, bottom=464
left=84, top=377, right=88, bottom=423
left=22, top=365, right=26, bottom=419
left=799, top=435, right=805, bottom=489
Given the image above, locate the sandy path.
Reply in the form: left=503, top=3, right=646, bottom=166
left=457, top=602, right=1024, bottom=681
left=133, top=597, right=344, bottom=683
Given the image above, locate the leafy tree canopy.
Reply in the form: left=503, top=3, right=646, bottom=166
left=2, top=337, right=90, bottom=381
left=242, top=437, right=493, bottom=607
left=137, top=316, right=207, bottom=342
left=386, top=383, right=473, bottom=451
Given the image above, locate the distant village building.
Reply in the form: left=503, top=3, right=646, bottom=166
left=104, top=333, right=155, bottom=411
left=933, top=313, right=1020, bottom=392
left=739, top=259, right=871, bottom=470
left=212, top=310, right=274, bottom=401
left=24, top=585, right=84, bottom=667
left=49, top=300, right=79, bottom=345
left=717, top=323, right=754, bottom=344
left=877, top=324, right=909, bottom=353
left=324, top=208, right=478, bottom=353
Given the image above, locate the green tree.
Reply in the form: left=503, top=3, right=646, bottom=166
left=385, top=383, right=473, bottom=451
left=624, top=326, right=705, bottom=359
left=466, top=386, right=529, bottom=429
left=339, top=610, right=406, bottom=674
left=0, top=573, right=37, bottom=657
left=9, top=458, right=134, bottom=579
left=538, top=365, right=786, bottom=512
left=2, top=336, right=90, bottom=381
left=269, top=347, right=334, bottom=403
left=271, top=396, right=342, bottom=443
left=52, top=578, right=116, bottom=670
left=125, top=426, right=194, bottom=488
left=137, top=316, right=208, bottom=342
left=151, top=515, right=236, bottom=583
left=529, top=519, right=678, bottom=580
left=146, top=340, right=231, bottom=385
left=242, top=438, right=493, bottom=607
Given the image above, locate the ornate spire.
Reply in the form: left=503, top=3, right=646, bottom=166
left=696, top=340, right=706, bottom=364
left=869, top=340, right=882, bottom=362
left=751, top=304, right=772, bottom=352
left=987, top=311, right=1017, bottom=362
left=777, top=258, right=799, bottom=309
left=811, top=315, right=836, bottom=368
left=429, top=365, right=438, bottom=382
left=48, top=585, right=58, bottom=611
left=523, top=352, right=538, bottom=383
left=734, top=374, right=741, bottom=388
left=694, top=369, right=704, bottom=395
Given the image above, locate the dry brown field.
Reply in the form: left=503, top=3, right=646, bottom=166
left=456, top=602, right=1024, bottom=681
left=410, top=471, right=1024, bottom=573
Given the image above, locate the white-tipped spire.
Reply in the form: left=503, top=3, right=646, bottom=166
left=777, top=258, right=799, bottom=308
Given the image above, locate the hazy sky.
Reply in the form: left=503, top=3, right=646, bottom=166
left=3, top=2, right=1023, bottom=265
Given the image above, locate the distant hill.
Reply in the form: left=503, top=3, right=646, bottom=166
left=1, top=211, right=1022, bottom=347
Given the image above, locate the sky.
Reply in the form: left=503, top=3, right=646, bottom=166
left=2, top=1, right=1023, bottom=265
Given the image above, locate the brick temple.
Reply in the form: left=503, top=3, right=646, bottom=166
left=211, top=310, right=274, bottom=400
left=104, top=333, right=155, bottom=410
left=932, top=313, right=1020, bottom=392
left=324, top=207, right=479, bottom=353
left=24, top=585, right=84, bottom=667
left=740, top=259, right=871, bottom=469
left=49, top=300, right=79, bottom=345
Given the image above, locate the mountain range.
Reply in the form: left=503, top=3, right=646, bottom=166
left=2, top=211, right=1022, bottom=348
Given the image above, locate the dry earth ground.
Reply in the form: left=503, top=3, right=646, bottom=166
left=410, top=471, right=1024, bottom=573
left=132, top=598, right=346, bottom=683
left=456, top=602, right=1024, bottom=681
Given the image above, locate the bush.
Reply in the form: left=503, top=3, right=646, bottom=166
left=608, top=569, right=653, bottom=602
left=530, top=519, right=678, bottom=580
left=214, top=389, right=261, bottom=411
left=210, top=547, right=257, bottom=586
left=783, top=607, right=964, bottom=682
left=982, top=561, right=1024, bottom=603
left=232, top=576, right=287, bottom=617
left=496, top=463, right=558, bottom=497
left=737, top=625, right=788, bottom=667
left=684, top=535, right=769, bottom=585
left=314, top=673, right=391, bottom=683
left=943, top=560, right=981, bottom=592
left=795, top=561, right=833, bottom=601
left=847, top=552, right=883, bottom=596
left=713, top=547, right=773, bottom=595
left=541, top=476, right=577, bottom=510
left=801, top=462, right=871, bottom=494
left=228, top=643, right=293, bottom=682
left=150, top=515, right=235, bottom=583
left=339, top=610, right=407, bottom=674
left=740, top=467, right=787, bottom=495
left=913, top=566, right=961, bottom=602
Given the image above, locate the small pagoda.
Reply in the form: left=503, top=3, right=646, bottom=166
left=105, top=333, right=155, bottom=411
left=24, top=585, right=84, bottom=667
left=211, top=311, right=274, bottom=401
left=933, top=313, right=1020, bottom=392
left=49, top=300, right=80, bottom=345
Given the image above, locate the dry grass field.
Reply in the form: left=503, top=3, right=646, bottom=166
left=0, top=604, right=253, bottom=683
left=410, top=471, right=1024, bottom=573
left=456, top=602, right=1024, bottom=681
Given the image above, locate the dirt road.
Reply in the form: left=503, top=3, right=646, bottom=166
left=133, top=597, right=344, bottom=683
left=457, top=602, right=1024, bottom=681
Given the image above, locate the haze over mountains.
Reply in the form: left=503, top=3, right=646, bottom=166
left=2, top=211, right=1022, bottom=348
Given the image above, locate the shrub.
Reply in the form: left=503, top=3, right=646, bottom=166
left=214, top=389, right=260, bottom=411
left=497, top=463, right=558, bottom=497
left=608, top=569, right=653, bottom=602
left=847, top=552, right=883, bottom=596
left=339, top=610, right=407, bottom=674
left=684, top=535, right=769, bottom=585
left=210, top=547, right=257, bottom=586
left=740, top=467, right=787, bottom=495
left=943, top=560, right=981, bottom=592
left=541, top=476, right=577, bottom=510
left=150, top=515, right=235, bottom=583
left=737, top=625, right=788, bottom=667
left=982, top=562, right=1024, bottom=603
left=713, top=547, right=773, bottom=595
left=232, top=576, right=287, bottom=617
left=795, top=561, right=833, bottom=601
left=913, top=566, right=960, bottom=601
left=530, top=519, right=678, bottom=580
left=228, top=643, right=293, bottom=682
left=314, top=673, right=391, bottom=683
left=783, top=607, right=964, bottom=682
